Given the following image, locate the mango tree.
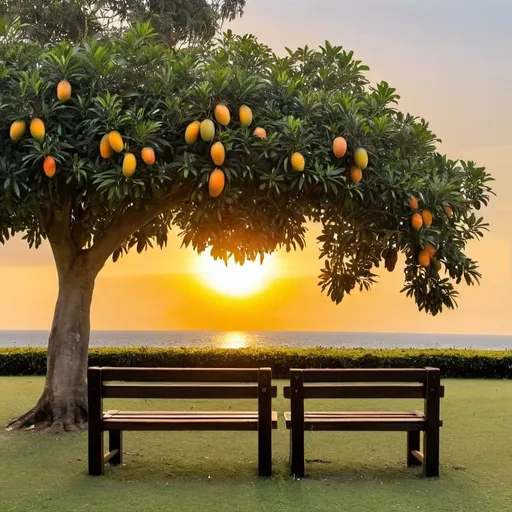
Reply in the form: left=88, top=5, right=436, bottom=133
left=0, top=22, right=493, bottom=431
left=0, top=0, right=246, bottom=44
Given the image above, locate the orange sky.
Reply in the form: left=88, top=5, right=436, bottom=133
left=1, top=0, right=511, bottom=333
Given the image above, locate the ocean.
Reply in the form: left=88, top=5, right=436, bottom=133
left=0, top=330, right=511, bottom=350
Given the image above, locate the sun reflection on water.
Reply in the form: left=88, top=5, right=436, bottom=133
left=219, top=332, right=249, bottom=349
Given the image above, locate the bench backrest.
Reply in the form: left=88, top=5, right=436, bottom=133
left=88, top=366, right=277, bottom=402
left=284, top=368, right=444, bottom=400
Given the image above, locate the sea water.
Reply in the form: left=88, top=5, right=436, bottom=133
left=0, top=330, right=511, bottom=350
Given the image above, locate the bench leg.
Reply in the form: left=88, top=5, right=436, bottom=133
left=109, top=430, right=123, bottom=465
left=290, top=370, right=305, bottom=478
left=407, top=431, right=422, bottom=467
left=423, top=425, right=440, bottom=477
left=290, top=426, right=305, bottom=478
left=88, top=428, right=104, bottom=476
left=257, top=368, right=273, bottom=477
left=258, top=425, right=272, bottom=477
left=288, top=430, right=292, bottom=465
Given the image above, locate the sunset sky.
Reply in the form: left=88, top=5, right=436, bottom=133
left=1, top=0, right=511, bottom=333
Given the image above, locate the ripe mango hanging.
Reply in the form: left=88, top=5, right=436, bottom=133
left=291, top=152, right=305, bottom=171
left=57, top=80, right=72, bottom=102
left=43, top=156, right=56, bottom=178
left=108, top=131, right=124, bottom=153
left=210, top=142, right=225, bottom=166
left=209, top=168, right=225, bottom=197
left=185, top=121, right=201, bottom=144
left=141, top=147, right=156, bottom=165
left=100, top=134, right=114, bottom=159
left=214, top=104, right=230, bottom=126
left=332, top=137, right=347, bottom=158
left=30, top=118, right=45, bottom=142
left=239, top=105, right=253, bottom=126
left=122, top=153, right=137, bottom=177
left=10, top=120, right=26, bottom=142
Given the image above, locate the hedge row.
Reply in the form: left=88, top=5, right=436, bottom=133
left=1, top=347, right=511, bottom=378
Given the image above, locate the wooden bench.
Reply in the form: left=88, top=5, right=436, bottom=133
left=284, top=367, right=444, bottom=478
left=88, top=367, right=278, bottom=477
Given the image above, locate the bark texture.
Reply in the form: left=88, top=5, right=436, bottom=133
left=6, top=192, right=181, bottom=433
left=6, top=255, right=96, bottom=432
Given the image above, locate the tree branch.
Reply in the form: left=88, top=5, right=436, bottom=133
left=33, top=202, right=49, bottom=235
left=87, top=185, right=189, bottom=271
left=40, top=201, right=82, bottom=277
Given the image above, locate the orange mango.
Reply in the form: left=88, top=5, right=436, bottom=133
left=214, top=104, right=230, bottom=126
left=100, top=134, right=114, bottom=159
left=57, top=80, right=72, bottom=102
left=424, top=242, right=437, bottom=258
left=253, top=127, right=267, bottom=139
left=141, top=147, right=155, bottom=165
left=210, top=142, right=225, bottom=166
left=444, top=204, right=454, bottom=217
left=43, top=156, right=56, bottom=178
left=239, top=104, right=253, bottom=126
left=332, top=137, right=347, bottom=158
left=10, top=120, right=26, bottom=142
left=122, top=153, right=137, bottom=177
left=418, top=249, right=430, bottom=267
left=185, top=120, right=201, bottom=144
left=291, top=152, right=305, bottom=172
left=422, top=209, right=433, bottom=227
left=108, top=131, right=124, bottom=153
left=411, top=213, right=423, bottom=231
left=350, top=165, right=362, bottom=183
left=209, top=168, right=225, bottom=197
left=30, top=118, right=45, bottom=142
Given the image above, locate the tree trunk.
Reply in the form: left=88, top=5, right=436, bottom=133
left=6, top=256, right=97, bottom=433
left=5, top=191, right=181, bottom=433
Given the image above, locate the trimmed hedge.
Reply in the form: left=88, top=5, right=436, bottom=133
left=1, top=347, right=511, bottom=378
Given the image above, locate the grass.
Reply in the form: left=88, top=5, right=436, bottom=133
left=1, top=377, right=511, bottom=512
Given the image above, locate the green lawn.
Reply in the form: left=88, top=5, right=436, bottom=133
left=1, top=377, right=511, bottom=512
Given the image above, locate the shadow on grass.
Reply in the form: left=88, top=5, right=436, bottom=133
left=2, top=429, right=495, bottom=512
left=1, top=427, right=451, bottom=484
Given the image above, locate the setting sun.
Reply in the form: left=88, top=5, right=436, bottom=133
left=197, top=253, right=274, bottom=297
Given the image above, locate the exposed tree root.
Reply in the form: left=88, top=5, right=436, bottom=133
left=5, top=390, right=88, bottom=433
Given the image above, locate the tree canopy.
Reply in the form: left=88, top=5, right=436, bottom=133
left=0, top=0, right=246, bottom=44
left=1, top=19, right=495, bottom=431
left=0, top=21, right=492, bottom=317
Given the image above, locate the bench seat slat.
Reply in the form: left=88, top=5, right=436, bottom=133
left=104, top=411, right=269, bottom=419
left=287, top=410, right=424, bottom=417
left=284, top=411, right=429, bottom=431
left=101, top=411, right=278, bottom=431
left=104, top=410, right=264, bottom=417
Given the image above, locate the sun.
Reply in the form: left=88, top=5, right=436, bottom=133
left=198, top=253, right=274, bottom=297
